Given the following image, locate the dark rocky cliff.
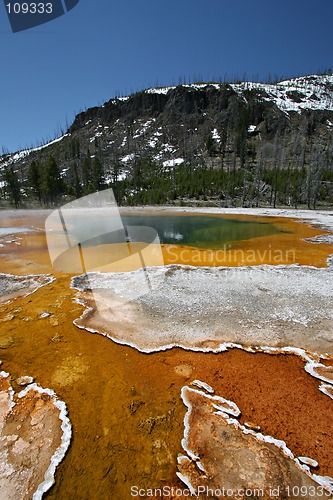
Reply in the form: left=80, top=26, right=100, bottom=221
left=1, top=75, right=333, bottom=207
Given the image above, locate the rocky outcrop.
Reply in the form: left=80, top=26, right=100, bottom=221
left=0, top=370, right=71, bottom=500
left=177, top=384, right=333, bottom=498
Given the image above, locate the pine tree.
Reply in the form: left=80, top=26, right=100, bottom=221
left=82, top=152, right=92, bottom=192
left=28, top=160, right=42, bottom=204
left=4, top=166, right=21, bottom=208
left=206, top=134, right=215, bottom=157
left=92, top=157, right=105, bottom=191
left=73, top=163, right=82, bottom=198
left=41, top=156, right=64, bottom=205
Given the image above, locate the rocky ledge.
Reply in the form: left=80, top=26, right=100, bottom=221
left=0, top=273, right=55, bottom=304
left=0, top=369, right=71, bottom=500
left=177, top=383, right=333, bottom=498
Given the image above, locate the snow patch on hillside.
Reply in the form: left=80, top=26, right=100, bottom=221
left=231, top=75, right=333, bottom=114
left=143, top=75, right=333, bottom=114
left=163, top=158, right=184, bottom=168
left=0, top=134, right=69, bottom=170
left=133, top=119, right=156, bottom=138
left=121, top=154, right=135, bottom=163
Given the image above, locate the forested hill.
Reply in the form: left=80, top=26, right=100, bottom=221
left=1, top=74, right=333, bottom=208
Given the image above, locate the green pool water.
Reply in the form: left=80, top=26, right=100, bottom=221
left=120, top=214, right=285, bottom=250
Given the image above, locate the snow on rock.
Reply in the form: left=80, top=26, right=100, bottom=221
left=133, top=119, right=156, bottom=138
left=117, top=172, right=127, bottom=181
left=89, top=131, right=103, bottom=143
left=142, top=75, right=333, bottom=114
left=162, top=158, right=184, bottom=168
left=161, top=144, right=175, bottom=153
left=231, top=75, right=333, bottom=114
left=146, top=86, right=176, bottom=95
left=121, top=153, right=135, bottom=163
left=145, top=83, right=221, bottom=95
left=0, top=134, right=69, bottom=169
left=148, top=129, right=163, bottom=148
left=114, top=96, right=129, bottom=102
left=248, top=125, right=257, bottom=133
left=183, top=83, right=221, bottom=91
left=212, top=128, right=221, bottom=142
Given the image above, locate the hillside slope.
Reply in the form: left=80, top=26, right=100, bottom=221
left=1, top=74, right=333, bottom=208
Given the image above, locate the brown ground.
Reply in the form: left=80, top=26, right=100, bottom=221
left=0, top=209, right=332, bottom=499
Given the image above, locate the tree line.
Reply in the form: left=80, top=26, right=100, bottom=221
left=2, top=152, right=105, bottom=207
left=114, top=156, right=333, bottom=209
left=2, top=152, right=333, bottom=210
left=2, top=123, right=333, bottom=210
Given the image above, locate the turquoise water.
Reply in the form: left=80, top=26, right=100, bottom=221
left=119, top=214, right=284, bottom=250
left=79, top=214, right=285, bottom=250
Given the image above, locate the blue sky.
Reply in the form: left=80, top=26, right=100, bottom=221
left=1, top=0, right=333, bottom=153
